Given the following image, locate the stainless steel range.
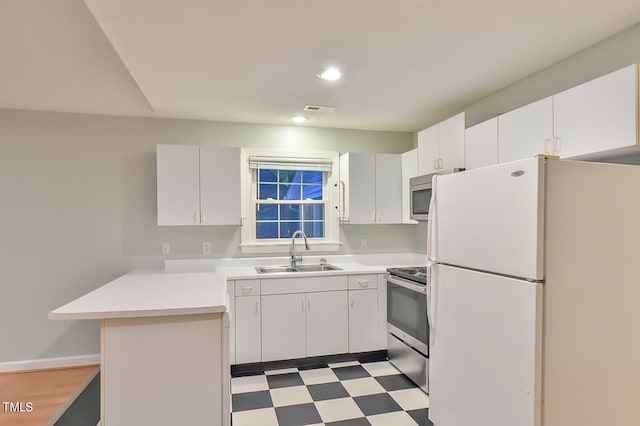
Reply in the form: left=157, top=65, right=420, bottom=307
left=386, top=266, right=430, bottom=394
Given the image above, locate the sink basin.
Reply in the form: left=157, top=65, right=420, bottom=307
left=255, top=264, right=342, bottom=274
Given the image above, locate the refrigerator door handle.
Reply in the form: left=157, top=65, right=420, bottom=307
left=428, top=264, right=436, bottom=344
left=427, top=175, right=438, bottom=262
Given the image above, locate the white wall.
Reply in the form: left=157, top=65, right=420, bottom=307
left=0, top=109, right=414, bottom=363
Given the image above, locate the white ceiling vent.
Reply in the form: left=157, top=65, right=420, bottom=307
left=304, top=105, right=337, bottom=112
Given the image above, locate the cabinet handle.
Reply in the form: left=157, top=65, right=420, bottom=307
left=241, top=287, right=253, bottom=295
left=349, top=294, right=354, bottom=307
left=201, top=211, right=206, bottom=223
left=544, top=138, right=552, bottom=154
left=438, top=159, right=444, bottom=169
left=301, top=297, right=305, bottom=312
left=358, top=280, right=369, bottom=288
left=255, top=300, right=259, bottom=313
left=553, top=137, right=561, bottom=155
left=194, top=211, right=200, bottom=224
left=307, top=295, right=311, bottom=311
left=376, top=211, right=381, bottom=222
left=372, top=211, right=376, bottom=222
left=433, top=159, right=438, bottom=170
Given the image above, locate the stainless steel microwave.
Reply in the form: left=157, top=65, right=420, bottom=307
left=410, top=169, right=463, bottom=221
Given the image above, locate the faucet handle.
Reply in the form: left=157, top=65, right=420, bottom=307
left=319, top=258, right=327, bottom=266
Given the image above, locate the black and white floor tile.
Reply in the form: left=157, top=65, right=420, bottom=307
left=231, top=360, right=433, bottom=426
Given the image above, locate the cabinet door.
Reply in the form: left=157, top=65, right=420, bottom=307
left=553, top=64, right=638, bottom=159
left=401, top=149, right=418, bottom=224
left=261, top=294, right=306, bottom=361
left=348, top=289, right=379, bottom=353
left=498, top=97, right=553, bottom=163
left=347, top=153, right=376, bottom=224
left=200, top=146, right=241, bottom=225
left=375, top=154, right=402, bottom=223
left=235, top=296, right=261, bottom=364
left=156, top=144, right=200, bottom=225
left=417, top=126, right=439, bottom=175
left=306, top=291, right=348, bottom=357
left=465, top=117, right=498, bottom=170
left=438, top=113, right=466, bottom=170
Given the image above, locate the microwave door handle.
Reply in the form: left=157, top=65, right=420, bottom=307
left=426, top=176, right=438, bottom=262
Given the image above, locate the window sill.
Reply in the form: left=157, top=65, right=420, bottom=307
left=239, top=241, right=342, bottom=254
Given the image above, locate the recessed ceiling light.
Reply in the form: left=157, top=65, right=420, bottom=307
left=291, top=115, right=307, bottom=123
left=317, top=67, right=341, bottom=81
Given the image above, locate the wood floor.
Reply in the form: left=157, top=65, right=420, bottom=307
left=0, top=365, right=99, bottom=426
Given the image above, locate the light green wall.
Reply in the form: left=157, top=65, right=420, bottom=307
left=0, top=109, right=414, bottom=363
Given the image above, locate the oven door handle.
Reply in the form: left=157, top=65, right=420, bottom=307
left=386, top=274, right=428, bottom=294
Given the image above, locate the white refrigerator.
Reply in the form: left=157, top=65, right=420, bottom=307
left=426, top=156, right=640, bottom=426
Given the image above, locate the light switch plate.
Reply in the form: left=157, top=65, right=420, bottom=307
left=162, top=242, right=170, bottom=255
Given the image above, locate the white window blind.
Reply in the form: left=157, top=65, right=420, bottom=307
left=248, top=156, right=333, bottom=172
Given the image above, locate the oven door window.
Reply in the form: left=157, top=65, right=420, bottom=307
left=387, top=283, right=429, bottom=346
left=412, top=188, right=431, bottom=216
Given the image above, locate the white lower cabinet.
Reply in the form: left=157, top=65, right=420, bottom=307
left=233, top=273, right=384, bottom=364
left=348, top=289, right=379, bottom=353
left=261, top=293, right=307, bottom=362
left=234, top=296, right=261, bottom=364
left=261, top=290, right=348, bottom=361
left=306, top=291, right=348, bottom=357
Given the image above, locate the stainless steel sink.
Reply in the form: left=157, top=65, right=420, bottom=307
left=255, top=264, right=342, bottom=274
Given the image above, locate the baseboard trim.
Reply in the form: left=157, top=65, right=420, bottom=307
left=231, top=350, right=388, bottom=377
left=0, top=354, right=101, bottom=373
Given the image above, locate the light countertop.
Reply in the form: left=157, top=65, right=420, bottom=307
left=49, top=253, right=426, bottom=321
left=49, top=271, right=228, bottom=320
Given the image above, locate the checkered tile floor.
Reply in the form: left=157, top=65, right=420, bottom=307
left=231, top=360, right=433, bottom=426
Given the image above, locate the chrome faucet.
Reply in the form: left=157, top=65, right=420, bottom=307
left=290, top=230, right=310, bottom=268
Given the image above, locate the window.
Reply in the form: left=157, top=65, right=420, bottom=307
left=256, top=169, right=325, bottom=239
left=240, top=150, right=340, bottom=253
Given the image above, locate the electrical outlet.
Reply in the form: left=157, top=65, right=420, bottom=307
left=162, top=242, right=170, bottom=255
left=360, top=239, right=368, bottom=249
left=202, top=241, right=212, bottom=255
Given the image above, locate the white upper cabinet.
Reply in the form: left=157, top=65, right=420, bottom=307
left=553, top=64, right=638, bottom=159
left=401, top=149, right=418, bottom=224
left=199, top=146, right=241, bottom=225
left=338, top=152, right=402, bottom=224
left=157, top=144, right=201, bottom=226
left=156, top=144, right=241, bottom=226
left=417, top=112, right=465, bottom=175
left=465, top=117, right=498, bottom=170
left=498, top=97, right=553, bottom=163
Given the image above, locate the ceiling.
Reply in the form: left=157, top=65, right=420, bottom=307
left=0, top=0, right=639, bottom=132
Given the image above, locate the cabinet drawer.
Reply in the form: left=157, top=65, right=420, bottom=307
left=261, top=275, right=347, bottom=295
left=235, top=280, right=261, bottom=296
left=348, top=274, right=378, bottom=290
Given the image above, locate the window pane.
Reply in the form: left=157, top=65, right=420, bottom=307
left=302, top=171, right=322, bottom=184
left=303, top=222, right=324, bottom=238
left=259, top=169, right=277, bottom=183
left=280, top=204, right=301, bottom=221
left=302, top=184, right=323, bottom=200
left=279, top=184, right=301, bottom=200
left=256, top=204, right=278, bottom=220
left=258, top=184, right=277, bottom=200
left=280, top=222, right=303, bottom=238
left=303, top=205, right=324, bottom=221
left=278, top=170, right=302, bottom=183
left=256, top=222, right=278, bottom=239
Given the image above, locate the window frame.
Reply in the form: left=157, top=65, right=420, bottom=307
left=239, top=148, right=341, bottom=254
